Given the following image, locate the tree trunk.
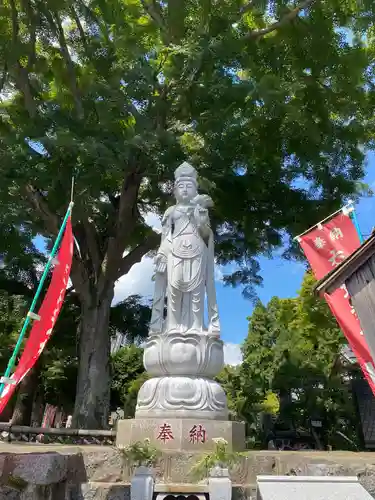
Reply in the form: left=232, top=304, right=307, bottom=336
left=72, top=288, right=114, bottom=429
left=10, top=363, right=40, bottom=425
left=30, top=386, right=45, bottom=427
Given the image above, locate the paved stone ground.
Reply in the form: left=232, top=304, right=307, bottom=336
left=0, top=444, right=375, bottom=498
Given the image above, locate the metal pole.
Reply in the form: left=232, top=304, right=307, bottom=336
left=349, top=207, right=364, bottom=244
left=0, top=202, right=74, bottom=395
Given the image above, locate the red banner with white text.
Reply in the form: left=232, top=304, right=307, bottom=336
left=298, top=211, right=375, bottom=395
left=0, top=217, right=73, bottom=413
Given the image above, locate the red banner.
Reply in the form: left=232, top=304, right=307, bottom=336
left=0, top=217, right=73, bottom=413
left=298, top=211, right=375, bottom=395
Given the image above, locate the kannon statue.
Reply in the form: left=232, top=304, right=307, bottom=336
left=135, top=162, right=227, bottom=420
left=149, top=162, right=220, bottom=335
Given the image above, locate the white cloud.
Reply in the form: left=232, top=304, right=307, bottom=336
left=214, top=266, right=224, bottom=281
left=113, top=256, right=154, bottom=305
left=143, top=212, right=162, bottom=233
left=223, top=343, right=242, bottom=366
left=214, top=258, right=224, bottom=282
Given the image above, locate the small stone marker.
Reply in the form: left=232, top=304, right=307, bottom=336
left=256, top=476, right=373, bottom=500
left=209, top=467, right=232, bottom=500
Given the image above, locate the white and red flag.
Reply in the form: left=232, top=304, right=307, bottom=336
left=298, top=210, right=375, bottom=395
left=0, top=216, right=73, bottom=413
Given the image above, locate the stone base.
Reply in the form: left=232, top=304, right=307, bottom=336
left=116, top=418, right=246, bottom=452
left=3, top=445, right=375, bottom=499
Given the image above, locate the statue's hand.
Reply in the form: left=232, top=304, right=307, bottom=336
left=194, top=205, right=209, bottom=227
left=154, top=253, right=167, bottom=273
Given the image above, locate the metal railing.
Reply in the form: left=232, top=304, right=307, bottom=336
left=0, top=422, right=116, bottom=445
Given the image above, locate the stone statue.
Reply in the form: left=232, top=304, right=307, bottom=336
left=135, top=162, right=228, bottom=420
left=149, top=162, right=220, bottom=335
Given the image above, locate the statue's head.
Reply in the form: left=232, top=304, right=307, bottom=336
left=174, top=162, right=198, bottom=203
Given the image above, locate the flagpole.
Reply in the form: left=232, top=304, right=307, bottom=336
left=293, top=201, right=354, bottom=241
left=0, top=202, right=74, bottom=395
left=349, top=206, right=364, bottom=244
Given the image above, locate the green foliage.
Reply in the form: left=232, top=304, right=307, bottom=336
left=120, top=438, right=160, bottom=467
left=0, top=291, right=27, bottom=373
left=109, top=295, right=151, bottom=344
left=261, top=391, right=280, bottom=415
left=190, top=438, right=243, bottom=480
left=215, top=365, right=244, bottom=421
left=110, top=344, right=146, bottom=415
left=240, top=272, right=362, bottom=449
left=6, top=475, right=28, bottom=492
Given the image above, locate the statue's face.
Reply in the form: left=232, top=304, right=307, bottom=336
left=175, top=179, right=197, bottom=202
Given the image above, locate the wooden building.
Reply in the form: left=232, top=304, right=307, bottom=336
left=315, top=233, right=375, bottom=377
left=315, top=233, right=375, bottom=448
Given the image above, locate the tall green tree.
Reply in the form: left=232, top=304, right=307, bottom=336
left=0, top=0, right=374, bottom=427
left=241, top=272, right=362, bottom=449
left=110, top=344, right=147, bottom=417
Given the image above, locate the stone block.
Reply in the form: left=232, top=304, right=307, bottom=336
left=256, top=475, right=374, bottom=500
left=11, top=452, right=68, bottom=485
left=116, top=418, right=246, bottom=452
left=0, top=485, right=21, bottom=499
left=78, top=448, right=123, bottom=483
left=73, top=482, right=130, bottom=500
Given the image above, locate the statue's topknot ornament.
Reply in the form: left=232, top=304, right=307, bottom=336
left=174, top=161, right=198, bottom=185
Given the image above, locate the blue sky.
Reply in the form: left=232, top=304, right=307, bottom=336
left=217, top=151, right=375, bottom=347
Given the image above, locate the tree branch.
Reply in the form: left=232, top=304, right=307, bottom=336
left=24, top=0, right=37, bottom=71
left=82, top=218, right=102, bottom=279
left=24, top=185, right=60, bottom=235
left=116, top=232, right=160, bottom=280
left=23, top=184, right=90, bottom=299
left=100, top=169, right=142, bottom=288
left=140, top=0, right=170, bottom=44
left=54, top=10, right=84, bottom=119
left=247, top=0, right=316, bottom=40
left=8, top=0, right=37, bottom=117
left=239, top=0, right=256, bottom=16
left=23, top=186, right=92, bottom=302
left=9, top=0, right=19, bottom=44
left=70, top=3, right=88, bottom=53
left=0, top=62, right=7, bottom=93
left=43, top=7, right=84, bottom=119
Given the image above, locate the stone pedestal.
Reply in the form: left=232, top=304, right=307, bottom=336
left=135, top=332, right=228, bottom=420
left=116, top=418, right=246, bottom=452
left=124, top=162, right=247, bottom=459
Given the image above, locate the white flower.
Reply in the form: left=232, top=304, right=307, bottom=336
left=212, top=437, right=228, bottom=445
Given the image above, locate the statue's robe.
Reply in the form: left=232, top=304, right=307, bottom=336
left=149, top=205, right=220, bottom=334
